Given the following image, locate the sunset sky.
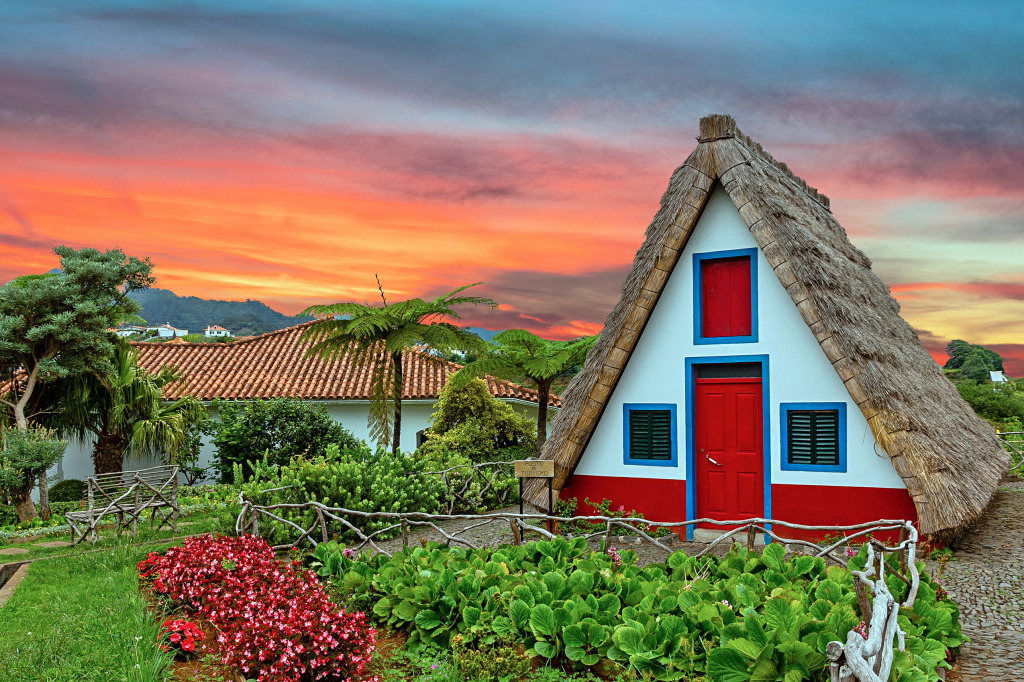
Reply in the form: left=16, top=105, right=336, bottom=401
left=3, top=2, right=1023, bottom=372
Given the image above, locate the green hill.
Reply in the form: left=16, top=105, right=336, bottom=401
left=129, top=289, right=310, bottom=337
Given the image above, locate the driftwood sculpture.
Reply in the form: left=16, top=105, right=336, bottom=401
left=827, top=534, right=919, bottom=682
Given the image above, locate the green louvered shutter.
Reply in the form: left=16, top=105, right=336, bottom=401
left=787, top=410, right=840, bottom=466
left=629, top=410, right=672, bottom=460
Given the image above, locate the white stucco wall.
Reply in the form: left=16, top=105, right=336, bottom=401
left=47, top=398, right=550, bottom=486
left=574, top=185, right=905, bottom=490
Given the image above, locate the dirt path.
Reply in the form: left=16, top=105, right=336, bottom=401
left=941, top=481, right=1024, bottom=680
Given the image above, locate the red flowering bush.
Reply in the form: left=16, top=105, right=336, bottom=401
left=137, top=551, right=161, bottom=582
left=143, top=534, right=376, bottom=682
left=160, top=619, right=203, bottom=655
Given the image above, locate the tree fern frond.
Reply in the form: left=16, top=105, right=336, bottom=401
left=447, top=357, right=520, bottom=388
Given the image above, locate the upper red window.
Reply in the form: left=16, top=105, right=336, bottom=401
left=701, top=255, right=752, bottom=338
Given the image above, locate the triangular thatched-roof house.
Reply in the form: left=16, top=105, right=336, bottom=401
left=526, top=114, right=1007, bottom=542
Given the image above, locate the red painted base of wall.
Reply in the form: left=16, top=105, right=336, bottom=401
left=771, top=484, right=917, bottom=542
left=560, top=475, right=688, bottom=538
left=560, top=475, right=917, bottom=542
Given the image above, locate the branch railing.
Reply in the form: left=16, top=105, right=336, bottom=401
left=998, top=431, right=1024, bottom=473
left=415, top=460, right=519, bottom=514
left=236, top=495, right=919, bottom=681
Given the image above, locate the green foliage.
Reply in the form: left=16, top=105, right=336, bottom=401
left=48, top=478, right=86, bottom=502
left=207, top=397, right=361, bottom=482
left=451, top=635, right=533, bottom=682
left=317, top=540, right=960, bottom=682
left=556, top=497, right=672, bottom=538
left=128, top=287, right=310, bottom=337
left=943, top=340, right=1003, bottom=378
left=415, top=449, right=520, bottom=514
left=420, top=378, right=537, bottom=464
left=0, top=246, right=154, bottom=429
left=954, top=379, right=1024, bottom=423
left=58, top=341, right=207, bottom=474
left=0, top=427, right=67, bottom=507
left=449, top=329, right=598, bottom=455
left=240, top=443, right=444, bottom=543
left=300, top=282, right=496, bottom=452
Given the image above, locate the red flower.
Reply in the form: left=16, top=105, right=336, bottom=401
left=144, top=535, right=377, bottom=681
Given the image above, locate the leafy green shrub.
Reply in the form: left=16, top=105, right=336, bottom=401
left=49, top=479, right=86, bottom=502
left=451, top=634, right=533, bottom=682
left=207, top=397, right=362, bottom=482
left=315, top=538, right=959, bottom=682
left=954, top=379, right=1024, bottom=423
left=240, top=444, right=444, bottom=544
left=415, top=449, right=519, bottom=514
left=178, top=483, right=237, bottom=505
left=419, top=379, right=536, bottom=464
left=0, top=427, right=68, bottom=521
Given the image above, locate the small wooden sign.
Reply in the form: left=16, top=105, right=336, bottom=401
left=514, top=459, right=554, bottom=478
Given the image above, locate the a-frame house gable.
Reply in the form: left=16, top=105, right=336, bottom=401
left=527, top=114, right=1007, bottom=540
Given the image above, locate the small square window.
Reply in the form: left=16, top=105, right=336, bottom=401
left=780, top=403, right=847, bottom=472
left=623, top=404, right=677, bottom=467
left=693, top=249, right=758, bottom=345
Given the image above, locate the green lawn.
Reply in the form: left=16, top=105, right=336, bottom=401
left=0, top=544, right=176, bottom=682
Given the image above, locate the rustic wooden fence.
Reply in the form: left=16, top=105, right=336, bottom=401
left=234, top=464, right=921, bottom=682
left=998, top=431, right=1024, bottom=474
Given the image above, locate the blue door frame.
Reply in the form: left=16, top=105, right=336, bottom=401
left=684, top=354, right=771, bottom=542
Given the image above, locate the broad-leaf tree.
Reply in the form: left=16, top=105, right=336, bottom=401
left=0, top=427, right=67, bottom=522
left=301, top=282, right=495, bottom=454
left=449, top=329, right=598, bottom=455
left=59, top=342, right=206, bottom=474
left=0, top=246, right=153, bottom=516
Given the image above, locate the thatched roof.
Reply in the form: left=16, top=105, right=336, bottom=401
left=526, top=114, right=1008, bottom=540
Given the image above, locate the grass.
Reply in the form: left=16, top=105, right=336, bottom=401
left=0, top=542, right=178, bottom=682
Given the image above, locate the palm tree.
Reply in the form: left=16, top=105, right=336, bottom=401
left=301, top=282, right=496, bottom=454
left=61, top=342, right=206, bottom=474
left=449, top=329, right=598, bottom=456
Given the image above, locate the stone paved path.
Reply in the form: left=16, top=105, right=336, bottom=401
left=940, top=480, right=1024, bottom=681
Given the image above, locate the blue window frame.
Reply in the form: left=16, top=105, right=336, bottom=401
left=780, top=402, right=847, bottom=472
left=623, top=403, right=678, bottom=467
left=693, top=248, right=759, bottom=345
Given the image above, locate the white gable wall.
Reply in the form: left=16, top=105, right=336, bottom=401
left=573, top=185, right=904, bottom=490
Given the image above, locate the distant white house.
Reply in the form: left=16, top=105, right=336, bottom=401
left=990, top=370, right=1008, bottom=383
left=112, top=325, right=148, bottom=337
left=151, top=323, right=188, bottom=338
left=204, top=325, right=232, bottom=338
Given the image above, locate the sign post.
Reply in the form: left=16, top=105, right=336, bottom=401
left=514, top=459, right=555, bottom=533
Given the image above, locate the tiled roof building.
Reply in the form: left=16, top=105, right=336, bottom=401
left=132, top=322, right=559, bottom=406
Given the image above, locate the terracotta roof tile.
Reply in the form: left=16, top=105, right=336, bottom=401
left=131, top=322, right=560, bottom=407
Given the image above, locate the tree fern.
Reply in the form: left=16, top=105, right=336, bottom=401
left=301, top=282, right=496, bottom=454
left=450, top=329, right=598, bottom=455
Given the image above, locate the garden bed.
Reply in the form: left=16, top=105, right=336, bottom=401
left=313, top=537, right=962, bottom=682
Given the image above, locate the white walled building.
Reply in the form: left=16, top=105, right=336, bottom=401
left=54, top=324, right=558, bottom=482
left=527, top=114, right=1007, bottom=543
left=204, top=325, right=232, bottom=338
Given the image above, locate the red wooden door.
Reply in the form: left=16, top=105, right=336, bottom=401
left=695, top=377, right=763, bottom=526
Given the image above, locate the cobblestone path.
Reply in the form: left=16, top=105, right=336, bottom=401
left=942, top=480, right=1024, bottom=681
